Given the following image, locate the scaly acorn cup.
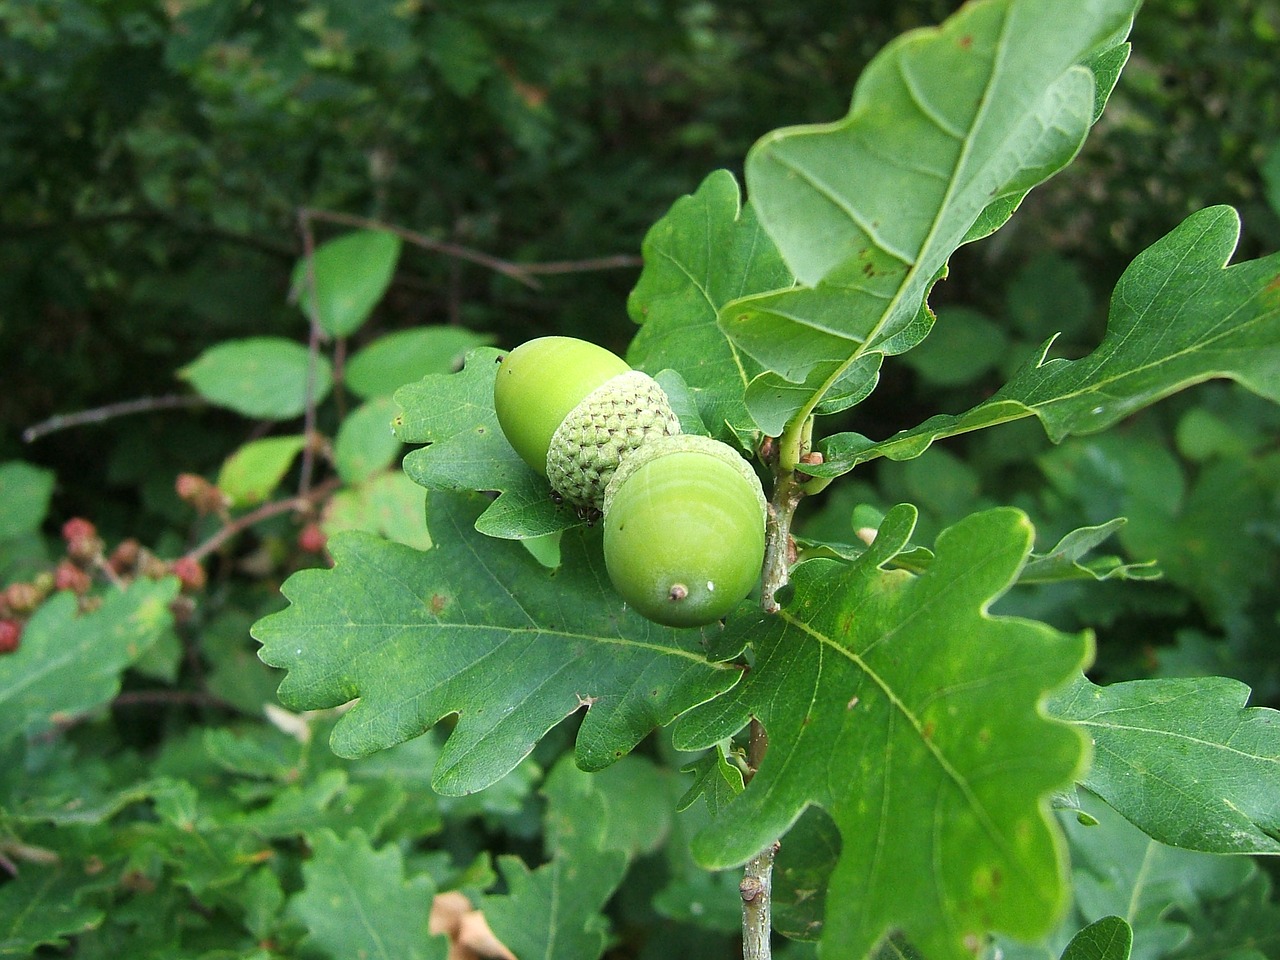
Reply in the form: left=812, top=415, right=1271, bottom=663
left=493, top=336, right=631, bottom=476
left=494, top=336, right=679, bottom=512
left=602, top=434, right=767, bottom=628
left=545, top=370, right=680, bottom=512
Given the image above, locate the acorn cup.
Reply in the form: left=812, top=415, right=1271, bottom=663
left=493, top=337, right=679, bottom=513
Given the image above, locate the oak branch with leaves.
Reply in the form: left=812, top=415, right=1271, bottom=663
left=252, top=0, right=1280, bottom=957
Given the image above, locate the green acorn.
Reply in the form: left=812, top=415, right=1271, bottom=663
left=602, top=433, right=767, bottom=627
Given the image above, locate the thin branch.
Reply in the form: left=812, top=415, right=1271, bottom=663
left=112, top=689, right=244, bottom=713
left=23, top=394, right=206, bottom=443
left=298, top=207, right=642, bottom=290
left=182, top=477, right=339, bottom=563
left=296, top=208, right=324, bottom=497
left=301, top=207, right=543, bottom=289
left=514, top=253, right=643, bottom=275
left=741, top=840, right=781, bottom=960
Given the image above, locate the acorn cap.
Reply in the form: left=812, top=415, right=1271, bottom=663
left=602, top=432, right=766, bottom=519
left=545, top=370, right=681, bottom=512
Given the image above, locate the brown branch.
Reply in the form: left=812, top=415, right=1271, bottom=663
left=112, top=689, right=244, bottom=713
left=23, top=394, right=206, bottom=443
left=183, top=476, right=340, bottom=563
left=300, top=207, right=544, bottom=290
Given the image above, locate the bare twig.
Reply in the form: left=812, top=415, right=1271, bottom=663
left=297, top=207, right=642, bottom=290
left=23, top=394, right=206, bottom=443
left=296, top=209, right=325, bottom=498
left=300, top=207, right=543, bottom=289
left=182, top=476, right=339, bottom=563
left=112, top=689, right=243, bottom=713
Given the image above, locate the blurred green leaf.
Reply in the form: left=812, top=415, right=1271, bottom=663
left=673, top=505, right=1091, bottom=960
left=818, top=206, right=1280, bottom=475
left=0, top=579, right=179, bottom=745
left=0, top=866, right=104, bottom=957
left=292, top=229, right=402, bottom=338
left=0, top=461, right=55, bottom=540
left=345, top=326, right=495, bottom=399
left=1006, top=254, right=1094, bottom=343
left=252, top=492, right=741, bottom=794
left=1048, top=675, right=1280, bottom=854
left=288, top=828, right=446, bottom=960
left=482, top=756, right=629, bottom=960
left=900, top=307, right=1008, bottom=387
left=1060, top=917, right=1132, bottom=960
left=334, top=398, right=402, bottom=484
left=216, top=434, right=307, bottom=507
left=179, top=338, right=333, bottom=420
left=322, top=469, right=431, bottom=550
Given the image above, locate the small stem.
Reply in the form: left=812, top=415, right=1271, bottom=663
left=182, top=477, right=339, bottom=563
left=761, top=471, right=805, bottom=614
left=22, top=394, right=205, bottom=443
left=296, top=209, right=325, bottom=499
left=741, top=840, right=781, bottom=960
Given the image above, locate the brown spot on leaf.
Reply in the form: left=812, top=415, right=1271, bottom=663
left=921, top=720, right=935, bottom=741
left=958, top=34, right=973, bottom=50
left=429, top=594, right=448, bottom=615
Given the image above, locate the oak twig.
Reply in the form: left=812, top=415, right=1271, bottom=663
left=23, top=394, right=206, bottom=443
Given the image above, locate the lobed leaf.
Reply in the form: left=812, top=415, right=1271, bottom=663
left=718, top=0, right=1138, bottom=430
left=1048, top=674, right=1280, bottom=855
left=673, top=505, right=1092, bottom=960
left=482, top=756, right=630, bottom=960
left=393, top=346, right=582, bottom=539
left=817, top=206, right=1280, bottom=475
left=252, top=492, right=741, bottom=795
left=626, top=168, right=795, bottom=443
left=288, top=828, right=446, bottom=960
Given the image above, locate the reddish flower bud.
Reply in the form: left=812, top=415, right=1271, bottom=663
left=0, top=619, right=22, bottom=654
left=298, top=522, right=328, bottom=554
left=54, top=560, right=92, bottom=594
left=170, top=556, right=207, bottom=594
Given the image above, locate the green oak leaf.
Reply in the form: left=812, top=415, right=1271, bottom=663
left=393, top=346, right=583, bottom=539
left=1057, top=791, right=1254, bottom=960
left=1017, top=520, right=1159, bottom=585
left=1047, top=675, right=1280, bottom=855
left=719, top=0, right=1137, bottom=428
left=816, top=205, right=1280, bottom=475
left=288, top=828, right=445, bottom=960
left=482, top=756, right=630, bottom=960
left=252, top=492, right=741, bottom=795
left=0, top=579, right=179, bottom=745
left=673, top=505, right=1092, bottom=960
left=627, top=168, right=795, bottom=442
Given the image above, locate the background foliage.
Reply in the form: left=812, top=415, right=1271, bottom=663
left=2, top=1, right=1279, bottom=958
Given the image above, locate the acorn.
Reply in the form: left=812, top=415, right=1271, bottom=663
left=602, top=434, right=767, bottom=628
left=494, top=337, right=679, bottom=512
